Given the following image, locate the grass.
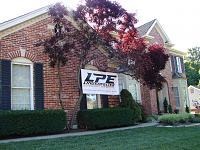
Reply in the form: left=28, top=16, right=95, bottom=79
left=1, top=127, right=200, bottom=150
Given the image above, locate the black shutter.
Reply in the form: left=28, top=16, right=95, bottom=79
left=173, top=56, right=178, bottom=72
left=34, top=63, right=44, bottom=110
left=170, top=56, right=175, bottom=73
left=180, top=57, right=185, bottom=73
left=0, top=60, right=11, bottom=110
left=101, top=95, right=109, bottom=108
left=80, top=94, right=87, bottom=110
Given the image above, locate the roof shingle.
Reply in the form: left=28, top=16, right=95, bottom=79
left=136, top=19, right=156, bottom=36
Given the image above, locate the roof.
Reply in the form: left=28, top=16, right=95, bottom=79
left=136, top=19, right=172, bottom=45
left=169, top=48, right=187, bottom=57
left=189, top=85, right=200, bottom=90
left=0, top=5, right=110, bottom=56
left=136, top=19, right=156, bottom=36
left=0, top=5, right=50, bottom=32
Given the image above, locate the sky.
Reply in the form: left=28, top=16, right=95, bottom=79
left=0, top=0, right=200, bottom=52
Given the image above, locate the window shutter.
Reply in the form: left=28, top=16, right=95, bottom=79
left=180, top=57, right=185, bottom=73
left=0, top=60, right=11, bottom=110
left=101, top=95, right=109, bottom=108
left=170, top=56, right=176, bottom=73
left=174, top=56, right=178, bottom=72
left=80, top=94, right=87, bottom=110
left=34, top=63, right=44, bottom=110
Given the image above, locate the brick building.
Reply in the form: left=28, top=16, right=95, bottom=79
left=0, top=6, right=188, bottom=124
left=136, top=19, right=189, bottom=113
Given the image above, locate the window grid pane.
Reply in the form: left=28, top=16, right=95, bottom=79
left=12, top=64, right=31, bottom=87
left=12, top=63, right=32, bottom=110
left=87, top=94, right=98, bottom=109
left=173, top=87, right=180, bottom=108
left=12, top=88, right=31, bottom=110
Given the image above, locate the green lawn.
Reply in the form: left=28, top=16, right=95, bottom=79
left=1, top=127, right=200, bottom=150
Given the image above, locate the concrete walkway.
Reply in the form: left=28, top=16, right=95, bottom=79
left=0, top=122, right=158, bottom=144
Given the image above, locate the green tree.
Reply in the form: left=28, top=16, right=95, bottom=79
left=185, top=47, right=200, bottom=86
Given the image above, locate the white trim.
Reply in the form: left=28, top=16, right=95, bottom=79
left=169, top=57, right=172, bottom=72
left=173, top=87, right=181, bottom=109
left=142, top=35, right=154, bottom=40
left=188, top=85, right=200, bottom=91
left=155, top=21, right=171, bottom=43
left=145, top=19, right=172, bottom=45
left=11, top=58, right=34, bottom=110
left=176, top=56, right=182, bottom=73
left=86, top=94, right=102, bottom=109
left=0, top=6, right=50, bottom=32
left=12, top=57, right=33, bottom=64
left=145, top=19, right=157, bottom=36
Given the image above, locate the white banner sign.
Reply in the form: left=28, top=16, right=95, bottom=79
left=81, top=69, right=119, bottom=95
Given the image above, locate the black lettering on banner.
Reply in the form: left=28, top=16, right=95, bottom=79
left=85, top=73, right=94, bottom=82
left=106, top=75, right=117, bottom=84
left=83, top=72, right=117, bottom=87
left=93, top=73, right=106, bottom=82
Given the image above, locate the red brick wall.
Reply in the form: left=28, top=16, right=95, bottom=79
left=0, top=17, right=109, bottom=121
left=139, top=26, right=176, bottom=115
left=0, top=16, right=176, bottom=120
left=140, top=84, right=152, bottom=114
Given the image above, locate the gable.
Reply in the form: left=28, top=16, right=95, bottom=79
left=148, top=26, right=165, bottom=45
left=137, top=19, right=173, bottom=47
left=0, top=6, right=50, bottom=39
left=137, top=19, right=156, bottom=37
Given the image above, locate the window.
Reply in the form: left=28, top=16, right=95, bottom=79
left=86, top=94, right=102, bottom=109
left=128, top=77, right=141, bottom=103
left=173, top=87, right=180, bottom=108
left=11, top=58, right=33, bottom=110
left=176, top=57, right=182, bottom=73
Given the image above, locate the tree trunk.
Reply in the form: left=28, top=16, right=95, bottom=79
left=69, top=65, right=83, bottom=129
left=57, top=63, right=64, bottom=109
left=156, top=88, right=161, bottom=114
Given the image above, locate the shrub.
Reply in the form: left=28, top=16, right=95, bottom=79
left=185, top=105, right=190, bottom=113
left=194, top=114, right=200, bottom=118
left=120, top=89, right=142, bottom=121
left=190, top=114, right=200, bottom=123
left=77, top=108, right=135, bottom=130
left=168, top=104, right=173, bottom=114
left=163, top=98, right=168, bottom=113
left=190, top=117, right=200, bottom=123
left=0, top=109, right=67, bottom=138
left=159, top=113, right=193, bottom=125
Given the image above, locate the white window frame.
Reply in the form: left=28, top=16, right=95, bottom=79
left=11, top=58, right=34, bottom=110
left=173, top=87, right=180, bottom=109
left=126, top=76, right=141, bottom=103
left=86, top=94, right=102, bottom=109
left=176, top=57, right=182, bottom=73
left=169, top=57, right=172, bottom=72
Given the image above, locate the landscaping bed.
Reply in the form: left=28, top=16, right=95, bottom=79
left=158, top=113, right=200, bottom=127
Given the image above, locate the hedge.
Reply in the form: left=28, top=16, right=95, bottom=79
left=0, top=109, right=67, bottom=138
left=159, top=113, right=193, bottom=125
left=77, top=108, right=135, bottom=130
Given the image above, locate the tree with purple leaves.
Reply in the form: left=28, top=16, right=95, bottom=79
left=36, top=1, right=169, bottom=128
